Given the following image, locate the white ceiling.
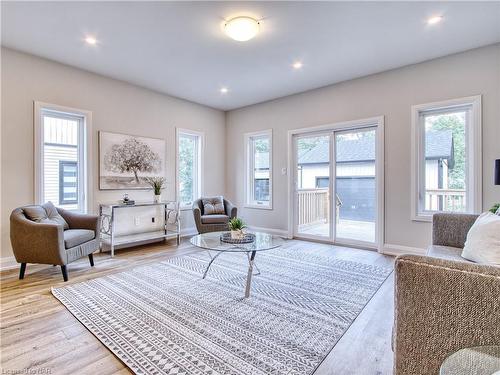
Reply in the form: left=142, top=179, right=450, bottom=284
left=2, top=2, right=500, bottom=111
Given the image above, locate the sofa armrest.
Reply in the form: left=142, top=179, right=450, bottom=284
left=224, top=199, right=237, bottom=219
left=432, top=213, right=478, bottom=248
left=57, top=208, right=100, bottom=235
left=10, top=211, right=66, bottom=265
left=393, top=254, right=500, bottom=375
left=192, top=205, right=202, bottom=233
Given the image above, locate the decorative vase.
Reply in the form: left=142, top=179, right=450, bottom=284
left=231, top=229, right=243, bottom=239
left=154, top=194, right=161, bottom=203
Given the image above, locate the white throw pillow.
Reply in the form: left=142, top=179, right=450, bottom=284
left=462, top=212, right=500, bottom=265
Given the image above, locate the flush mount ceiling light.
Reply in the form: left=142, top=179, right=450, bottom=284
left=292, top=61, right=303, bottom=69
left=220, top=87, right=229, bottom=94
left=224, top=16, right=260, bottom=42
left=84, top=36, right=98, bottom=45
left=427, top=15, right=443, bottom=25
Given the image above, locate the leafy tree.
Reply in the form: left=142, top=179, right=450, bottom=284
left=104, top=138, right=161, bottom=183
left=254, top=138, right=269, bottom=153
left=298, top=136, right=328, bottom=155
left=179, top=137, right=194, bottom=203
left=426, top=113, right=466, bottom=189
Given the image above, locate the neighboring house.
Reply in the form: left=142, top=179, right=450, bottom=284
left=296, top=130, right=454, bottom=222
left=43, top=117, right=79, bottom=209
left=254, top=151, right=271, bottom=202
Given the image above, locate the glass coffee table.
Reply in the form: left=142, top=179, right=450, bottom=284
left=190, top=231, right=285, bottom=298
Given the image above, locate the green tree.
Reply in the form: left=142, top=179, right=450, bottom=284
left=297, top=136, right=328, bottom=155
left=427, top=113, right=466, bottom=189
left=179, top=137, right=194, bottom=203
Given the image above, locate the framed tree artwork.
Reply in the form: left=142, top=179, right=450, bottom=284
left=99, top=131, right=166, bottom=190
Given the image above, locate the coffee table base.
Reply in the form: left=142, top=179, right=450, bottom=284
left=245, top=251, right=257, bottom=298
left=203, top=250, right=258, bottom=298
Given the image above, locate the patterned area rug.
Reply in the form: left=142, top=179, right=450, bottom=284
left=52, top=241, right=392, bottom=375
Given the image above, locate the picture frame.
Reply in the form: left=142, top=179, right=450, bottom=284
left=98, top=131, right=166, bottom=190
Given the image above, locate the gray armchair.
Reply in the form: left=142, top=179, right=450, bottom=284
left=192, top=197, right=237, bottom=233
left=10, top=203, right=100, bottom=281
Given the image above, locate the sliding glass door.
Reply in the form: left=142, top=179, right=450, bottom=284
left=294, top=133, right=332, bottom=240
left=292, top=124, right=381, bottom=248
left=335, top=128, right=377, bottom=244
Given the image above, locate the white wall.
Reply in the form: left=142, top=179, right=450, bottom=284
left=1, top=47, right=226, bottom=261
left=225, top=44, right=500, bottom=251
left=2, top=44, right=499, bottom=263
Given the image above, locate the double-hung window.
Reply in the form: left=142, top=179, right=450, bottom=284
left=177, top=129, right=203, bottom=209
left=411, top=96, right=481, bottom=221
left=35, top=102, right=91, bottom=212
left=245, top=130, right=272, bottom=209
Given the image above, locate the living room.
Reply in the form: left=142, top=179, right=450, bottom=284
left=1, top=2, right=499, bottom=375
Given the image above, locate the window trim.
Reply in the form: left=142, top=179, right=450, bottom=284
left=176, top=128, right=204, bottom=210
left=244, top=129, right=273, bottom=210
left=34, top=101, right=92, bottom=213
left=410, top=96, right=482, bottom=222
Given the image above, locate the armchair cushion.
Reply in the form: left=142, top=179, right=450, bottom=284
left=201, top=214, right=229, bottom=224
left=202, top=196, right=225, bottom=215
left=64, top=229, right=95, bottom=249
left=23, top=202, right=69, bottom=229
left=43, top=202, right=69, bottom=229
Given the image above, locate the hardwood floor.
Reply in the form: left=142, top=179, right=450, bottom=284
left=0, top=239, right=394, bottom=375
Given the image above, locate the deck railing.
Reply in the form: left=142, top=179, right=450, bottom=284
left=297, top=189, right=330, bottom=227
left=425, top=189, right=466, bottom=212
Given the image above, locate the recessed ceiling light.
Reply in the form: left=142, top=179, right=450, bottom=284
left=220, top=87, right=229, bottom=94
left=224, top=16, right=260, bottom=42
left=292, top=61, right=303, bottom=69
left=84, top=36, right=98, bottom=45
left=427, top=16, right=443, bottom=25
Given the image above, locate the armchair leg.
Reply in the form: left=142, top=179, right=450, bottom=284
left=19, top=263, right=26, bottom=280
left=88, top=253, right=94, bottom=267
left=61, top=265, right=68, bottom=282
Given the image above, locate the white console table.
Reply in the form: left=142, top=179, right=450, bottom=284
left=99, top=201, right=180, bottom=257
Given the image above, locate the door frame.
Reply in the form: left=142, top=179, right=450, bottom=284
left=287, top=116, right=385, bottom=252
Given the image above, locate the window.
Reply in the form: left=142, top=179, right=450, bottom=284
left=177, top=129, right=203, bottom=208
left=411, top=96, right=481, bottom=221
left=59, top=161, right=78, bottom=205
left=245, top=130, right=272, bottom=209
left=35, top=102, right=91, bottom=212
left=315, top=176, right=329, bottom=188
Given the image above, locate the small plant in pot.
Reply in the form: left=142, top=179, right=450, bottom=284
left=228, top=217, right=246, bottom=239
left=144, top=177, right=166, bottom=203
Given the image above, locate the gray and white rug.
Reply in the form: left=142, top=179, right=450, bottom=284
left=52, top=242, right=392, bottom=375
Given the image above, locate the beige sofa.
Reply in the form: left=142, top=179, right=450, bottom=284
left=393, top=213, right=500, bottom=375
left=10, top=204, right=100, bottom=281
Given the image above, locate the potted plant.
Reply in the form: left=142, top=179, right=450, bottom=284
left=144, top=177, right=166, bottom=203
left=228, top=217, right=246, bottom=239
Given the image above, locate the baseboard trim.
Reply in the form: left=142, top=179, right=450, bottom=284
left=381, top=243, right=426, bottom=257
left=0, top=256, right=18, bottom=271
left=247, top=226, right=289, bottom=238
